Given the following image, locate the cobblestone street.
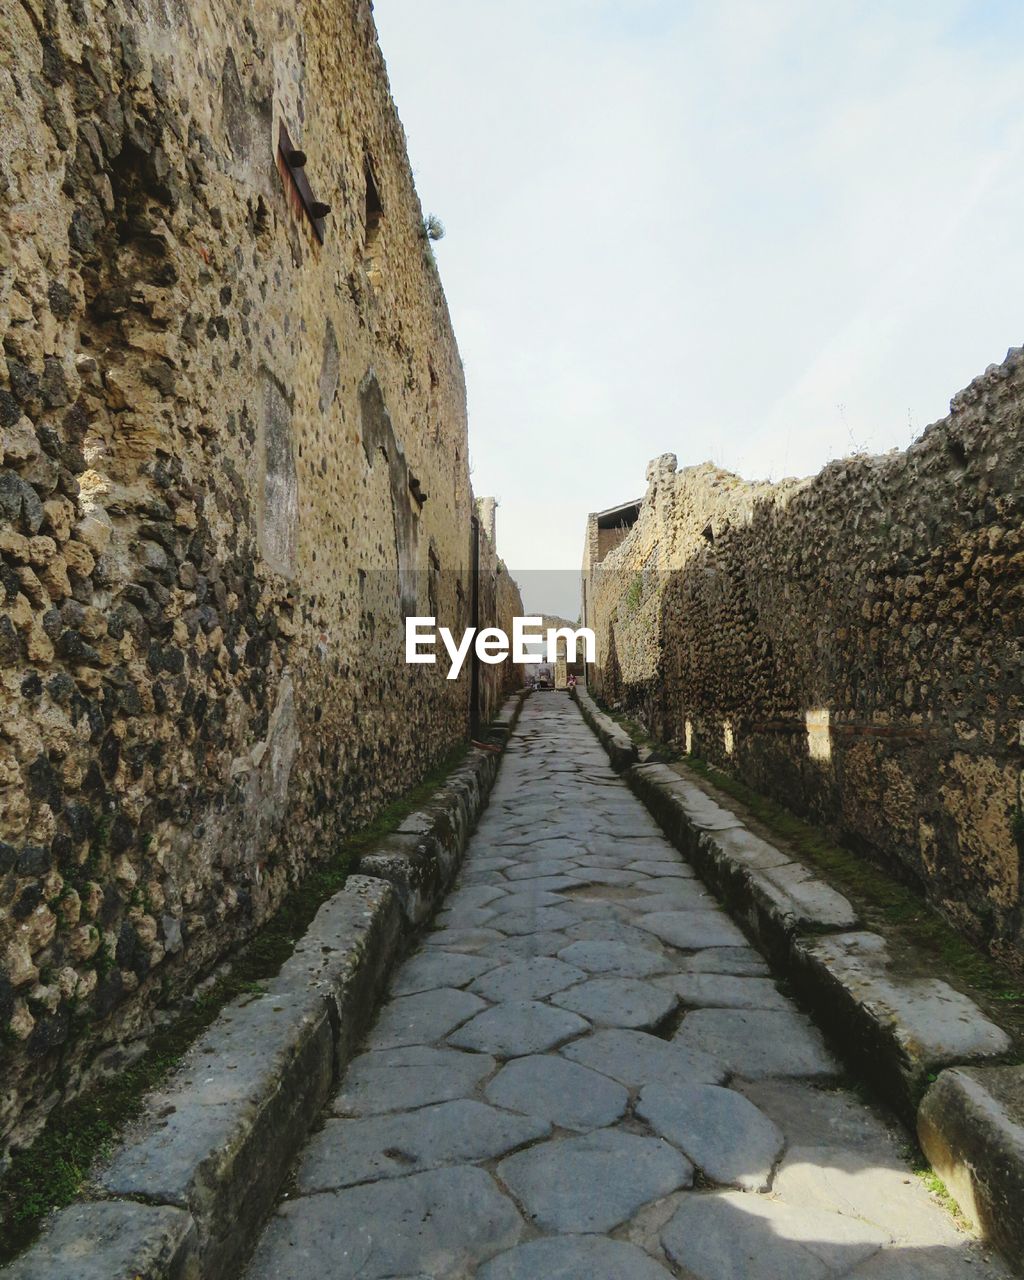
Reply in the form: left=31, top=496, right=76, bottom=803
left=246, top=695, right=1010, bottom=1280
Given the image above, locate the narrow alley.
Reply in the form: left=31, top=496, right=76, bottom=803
left=244, top=696, right=1009, bottom=1280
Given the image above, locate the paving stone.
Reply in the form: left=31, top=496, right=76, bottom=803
left=247, top=1167, right=523, bottom=1279
left=552, top=976, right=678, bottom=1031
left=497, top=1129, right=691, bottom=1233
left=364, top=986, right=487, bottom=1049
left=389, top=950, right=498, bottom=997
left=564, top=918, right=671, bottom=948
left=491, top=906, right=578, bottom=936
left=504, top=859, right=581, bottom=881
left=562, top=1028, right=726, bottom=1089
left=448, top=999, right=589, bottom=1056
left=449, top=883, right=507, bottom=907
left=637, top=1082, right=785, bottom=1190
left=470, top=956, right=585, bottom=1002
left=631, top=886, right=716, bottom=913
left=485, top=1053, right=628, bottom=1131
left=3, top=1200, right=196, bottom=1280
left=434, top=904, right=497, bottom=929
left=658, top=972, right=789, bottom=1010
left=297, top=1099, right=550, bottom=1191
left=507, top=873, right=585, bottom=893
left=487, top=889, right=567, bottom=914
left=736, top=1080, right=901, bottom=1157
left=638, top=909, right=749, bottom=950
left=572, top=867, right=639, bottom=886
left=332, top=1045, right=495, bottom=1115
left=842, top=1246, right=1010, bottom=1278
left=421, top=926, right=504, bottom=950
left=660, top=1191, right=887, bottom=1280
left=556, top=939, right=672, bottom=978
left=681, top=946, right=770, bottom=976
left=774, top=1146, right=963, bottom=1245
left=478, top=930, right=574, bottom=962
left=479, top=1236, right=674, bottom=1280
left=674, top=1009, right=839, bottom=1080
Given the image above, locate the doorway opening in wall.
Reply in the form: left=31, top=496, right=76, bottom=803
left=363, top=157, right=383, bottom=286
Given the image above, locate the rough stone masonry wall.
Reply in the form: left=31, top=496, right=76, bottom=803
left=585, top=349, right=1024, bottom=969
left=0, top=0, right=515, bottom=1157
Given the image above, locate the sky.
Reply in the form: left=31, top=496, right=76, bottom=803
left=374, top=0, right=1024, bottom=617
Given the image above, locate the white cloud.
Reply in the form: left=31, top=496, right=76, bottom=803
left=374, top=0, right=1024, bottom=611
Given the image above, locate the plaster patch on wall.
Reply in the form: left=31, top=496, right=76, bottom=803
left=259, top=369, right=298, bottom=578
left=319, top=319, right=340, bottom=413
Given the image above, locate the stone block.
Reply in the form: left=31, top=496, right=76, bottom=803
left=918, top=1065, right=1024, bottom=1270
left=4, top=1201, right=197, bottom=1280
left=790, top=932, right=1011, bottom=1118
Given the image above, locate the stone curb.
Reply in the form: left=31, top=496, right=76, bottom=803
left=572, top=687, right=638, bottom=772
left=574, top=692, right=1017, bottom=1182
left=918, top=1065, right=1024, bottom=1272
left=5, top=694, right=523, bottom=1280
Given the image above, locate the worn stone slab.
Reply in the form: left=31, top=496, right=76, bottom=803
left=469, top=956, right=585, bottom=1002
left=556, top=939, right=672, bottom=978
left=674, top=1008, right=839, bottom=1080
left=490, top=906, right=578, bottom=936
left=479, top=1236, right=674, bottom=1280
left=638, top=910, right=749, bottom=950
left=681, top=946, right=770, bottom=976
left=247, top=1167, right=523, bottom=1280
left=3, top=1200, right=197, bottom=1280
left=504, top=860, right=581, bottom=881
left=637, top=1082, right=785, bottom=1191
left=296, top=1100, right=550, bottom=1192
left=562, top=1028, right=726, bottom=1089
left=737, top=1080, right=901, bottom=1159
left=661, top=1190, right=887, bottom=1280
left=486, top=889, right=567, bottom=914
left=478, top=930, right=575, bottom=962
left=627, top=859, right=697, bottom=878
left=658, top=972, right=789, bottom=1010
left=332, top=1045, right=495, bottom=1115
left=496, top=1129, right=691, bottom=1233
left=699, top=825, right=793, bottom=874
left=448, top=999, right=589, bottom=1056
left=433, top=904, right=497, bottom=929
left=504, top=873, right=584, bottom=893
left=357, top=832, right=454, bottom=927
left=573, top=866, right=639, bottom=886
left=421, top=926, right=504, bottom=951
left=791, top=932, right=1011, bottom=1115
left=98, top=995, right=334, bottom=1277
left=774, top=1146, right=962, bottom=1246
left=446, top=884, right=507, bottom=909
left=389, top=950, right=497, bottom=997
left=565, top=918, right=675, bottom=949
left=363, top=986, right=487, bottom=1050
left=749, top=860, right=859, bottom=935
left=918, top=1065, right=1024, bottom=1270
left=629, top=886, right=715, bottom=914
left=485, top=1053, right=628, bottom=1131
left=552, top=976, right=678, bottom=1031
left=269, top=875, right=403, bottom=1061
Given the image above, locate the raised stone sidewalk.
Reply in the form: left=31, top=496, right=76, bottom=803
left=243, top=695, right=1013, bottom=1280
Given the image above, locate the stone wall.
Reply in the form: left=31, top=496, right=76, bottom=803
left=0, top=0, right=518, bottom=1155
left=583, top=350, right=1024, bottom=968
left=475, top=497, right=525, bottom=728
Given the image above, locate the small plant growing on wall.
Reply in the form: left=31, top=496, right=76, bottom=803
left=423, top=214, right=445, bottom=241
left=622, top=573, right=644, bottom=618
